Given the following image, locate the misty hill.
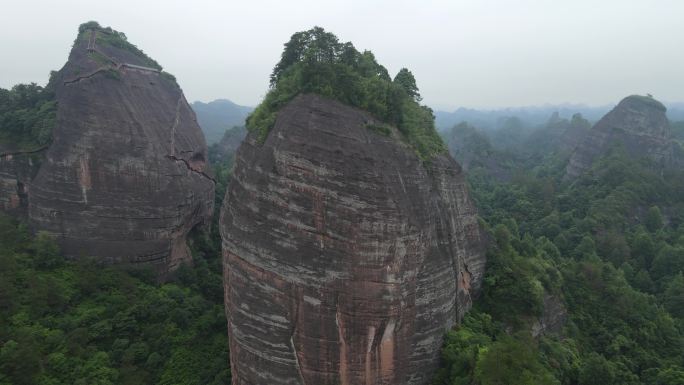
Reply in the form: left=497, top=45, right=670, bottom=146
left=25, top=21, right=215, bottom=273
left=208, top=125, right=246, bottom=165
left=565, top=95, right=676, bottom=179
left=441, top=122, right=518, bottom=181
left=523, top=112, right=592, bottom=157
left=435, top=103, right=684, bottom=133
left=191, top=99, right=252, bottom=143
left=434, top=105, right=609, bottom=132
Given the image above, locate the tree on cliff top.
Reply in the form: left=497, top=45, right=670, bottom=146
left=247, top=26, right=446, bottom=160
left=394, top=68, right=421, bottom=102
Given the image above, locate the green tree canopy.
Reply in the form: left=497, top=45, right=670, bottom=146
left=247, top=26, right=446, bottom=160
left=393, top=68, right=421, bottom=101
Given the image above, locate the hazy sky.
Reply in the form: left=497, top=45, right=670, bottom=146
left=1, top=0, right=683, bottom=110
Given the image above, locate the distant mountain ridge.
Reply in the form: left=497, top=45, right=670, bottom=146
left=435, top=102, right=684, bottom=131
left=191, top=99, right=252, bottom=143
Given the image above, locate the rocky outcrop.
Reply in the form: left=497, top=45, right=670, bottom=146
left=28, top=26, right=214, bottom=274
left=565, top=95, right=674, bottom=179
left=221, top=94, right=485, bottom=385
left=531, top=293, right=568, bottom=338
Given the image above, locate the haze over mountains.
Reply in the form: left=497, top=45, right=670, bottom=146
left=191, top=99, right=252, bottom=144
left=2, top=12, right=684, bottom=385
left=434, top=102, right=684, bottom=131
left=193, top=99, right=684, bottom=142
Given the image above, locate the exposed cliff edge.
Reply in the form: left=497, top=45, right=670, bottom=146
left=565, top=95, right=674, bottom=179
left=27, top=23, right=214, bottom=273
left=221, top=94, right=485, bottom=385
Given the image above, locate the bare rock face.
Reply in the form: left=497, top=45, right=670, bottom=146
left=565, top=95, right=674, bottom=179
left=28, top=26, right=214, bottom=273
left=221, top=94, right=485, bottom=385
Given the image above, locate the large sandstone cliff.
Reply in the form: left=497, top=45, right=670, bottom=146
left=27, top=26, right=214, bottom=273
left=565, top=95, right=674, bottom=179
left=221, top=94, right=485, bottom=385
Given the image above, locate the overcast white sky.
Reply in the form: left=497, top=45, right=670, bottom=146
left=1, top=0, right=682, bottom=110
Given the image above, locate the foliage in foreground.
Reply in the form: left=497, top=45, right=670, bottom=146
left=247, top=26, right=446, bottom=160
left=0, top=213, right=230, bottom=385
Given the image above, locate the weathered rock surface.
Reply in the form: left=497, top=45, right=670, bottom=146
left=221, top=94, right=485, bottom=385
left=531, top=293, right=568, bottom=338
left=0, top=145, right=46, bottom=216
left=565, top=95, right=674, bottom=179
left=28, top=27, right=214, bottom=273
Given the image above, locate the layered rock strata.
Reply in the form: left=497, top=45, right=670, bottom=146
left=28, top=27, right=214, bottom=273
left=221, top=94, right=485, bottom=385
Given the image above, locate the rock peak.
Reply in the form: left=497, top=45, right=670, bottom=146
left=221, top=94, right=485, bottom=384
left=565, top=94, right=673, bottom=179
left=620, top=94, right=667, bottom=112
left=26, top=23, right=214, bottom=275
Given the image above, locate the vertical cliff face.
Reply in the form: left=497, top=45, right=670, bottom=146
left=221, top=94, right=485, bottom=385
left=565, top=95, right=673, bottom=179
left=28, top=26, right=214, bottom=273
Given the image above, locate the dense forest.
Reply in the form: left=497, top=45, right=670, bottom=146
left=0, top=213, right=230, bottom=385
left=433, top=118, right=684, bottom=385
left=0, top=83, right=56, bottom=151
